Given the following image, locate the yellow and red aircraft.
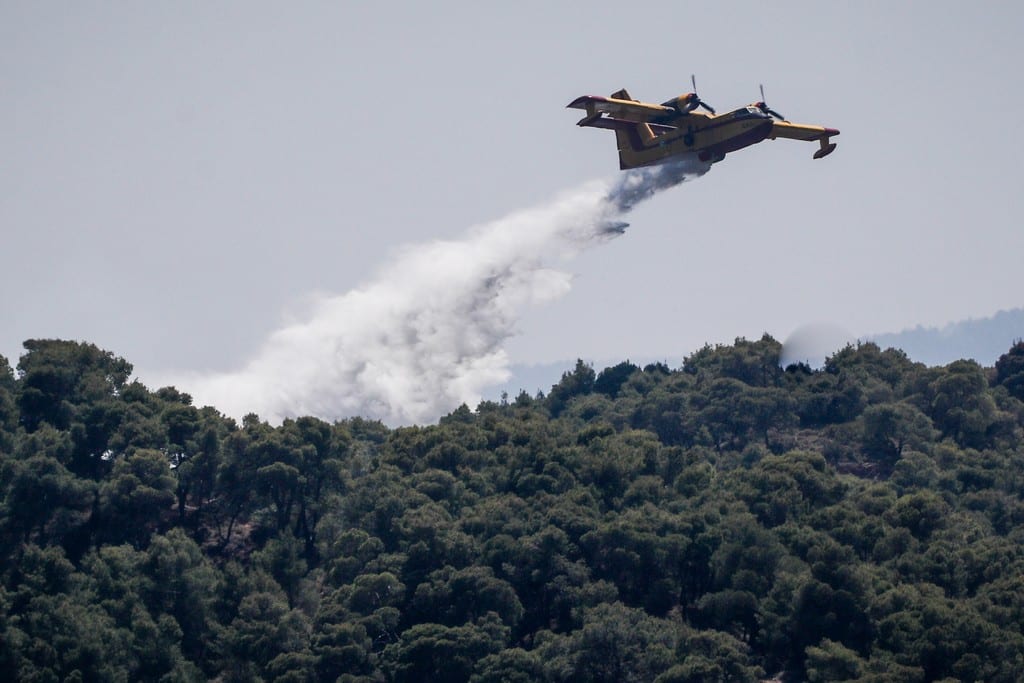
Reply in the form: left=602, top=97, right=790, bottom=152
left=568, top=78, right=839, bottom=170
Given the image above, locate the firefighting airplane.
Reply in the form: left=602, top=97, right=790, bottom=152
left=567, top=77, right=839, bottom=169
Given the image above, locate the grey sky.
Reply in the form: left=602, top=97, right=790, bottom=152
left=4, top=2, right=1023, bottom=388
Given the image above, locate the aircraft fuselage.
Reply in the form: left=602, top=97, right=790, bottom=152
left=621, top=107, right=775, bottom=168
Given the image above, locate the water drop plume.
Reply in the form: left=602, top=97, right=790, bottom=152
left=172, top=157, right=710, bottom=425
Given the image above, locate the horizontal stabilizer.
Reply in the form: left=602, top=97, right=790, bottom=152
left=567, top=95, right=598, bottom=110
left=567, top=94, right=676, bottom=123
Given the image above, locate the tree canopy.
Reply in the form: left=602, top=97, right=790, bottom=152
left=2, top=337, right=1024, bottom=681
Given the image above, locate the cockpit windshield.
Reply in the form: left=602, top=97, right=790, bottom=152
left=732, top=106, right=766, bottom=119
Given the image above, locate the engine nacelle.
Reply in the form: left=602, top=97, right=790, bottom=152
left=660, top=93, right=699, bottom=114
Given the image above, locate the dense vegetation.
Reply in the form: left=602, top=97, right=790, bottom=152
left=2, top=336, right=1024, bottom=682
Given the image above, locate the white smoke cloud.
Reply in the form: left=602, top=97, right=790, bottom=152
left=780, top=322, right=856, bottom=369
left=173, top=157, right=710, bottom=425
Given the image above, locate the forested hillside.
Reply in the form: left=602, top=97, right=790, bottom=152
left=868, top=307, right=1024, bottom=367
left=2, top=336, right=1024, bottom=682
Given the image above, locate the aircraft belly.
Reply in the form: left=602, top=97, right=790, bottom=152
left=704, top=120, right=773, bottom=155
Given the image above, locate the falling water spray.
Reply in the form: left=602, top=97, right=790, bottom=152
left=169, top=156, right=711, bottom=425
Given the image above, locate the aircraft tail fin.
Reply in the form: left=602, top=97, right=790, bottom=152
left=614, top=122, right=655, bottom=170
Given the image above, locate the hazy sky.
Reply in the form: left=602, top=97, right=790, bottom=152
left=4, top=2, right=1023, bottom=417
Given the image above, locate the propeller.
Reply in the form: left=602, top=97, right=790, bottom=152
left=660, top=75, right=716, bottom=115
left=690, top=74, right=716, bottom=114
left=755, top=84, right=786, bottom=121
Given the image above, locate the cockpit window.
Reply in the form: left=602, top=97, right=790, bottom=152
left=732, top=107, right=763, bottom=119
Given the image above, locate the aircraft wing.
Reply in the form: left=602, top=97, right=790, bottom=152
left=567, top=94, right=675, bottom=124
left=578, top=116, right=677, bottom=134
left=769, top=121, right=841, bottom=159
